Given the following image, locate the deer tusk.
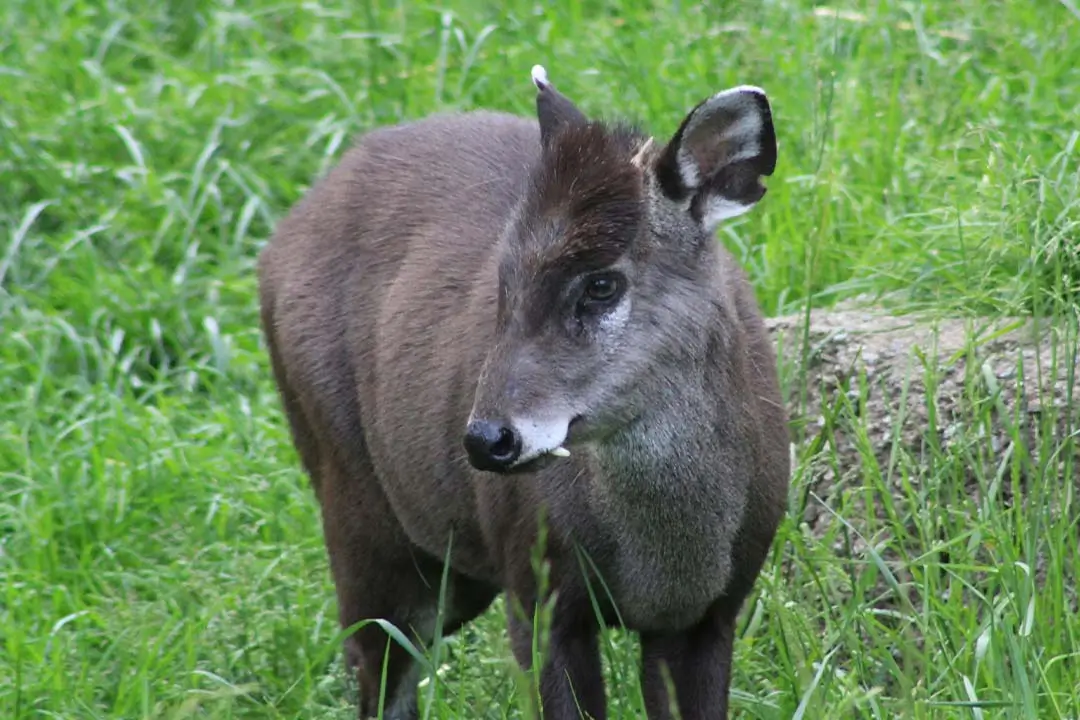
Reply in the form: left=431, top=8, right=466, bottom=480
left=631, top=137, right=655, bottom=169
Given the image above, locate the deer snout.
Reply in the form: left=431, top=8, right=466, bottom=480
left=463, top=418, right=523, bottom=472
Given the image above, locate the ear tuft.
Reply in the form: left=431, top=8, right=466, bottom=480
left=531, top=64, right=549, bottom=91
left=531, top=64, right=588, bottom=150
left=654, top=85, right=777, bottom=231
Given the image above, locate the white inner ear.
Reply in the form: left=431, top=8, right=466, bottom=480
left=676, top=149, right=702, bottom=189
left=676, top=87, right=768, bottom=191
left=700, top=196, right=756, bottom=233
left=717, top=112, right=764, bottom=163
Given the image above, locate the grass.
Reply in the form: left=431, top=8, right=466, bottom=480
left=1, top=0, right=1078, bottom=717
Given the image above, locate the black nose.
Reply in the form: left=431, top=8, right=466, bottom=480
left=463, top=419, right=522, bottom=471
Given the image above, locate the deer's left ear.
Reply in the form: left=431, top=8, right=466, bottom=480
left=531, top=65, right=588, bottom=150
left=654, top=86, right=777, bottom=232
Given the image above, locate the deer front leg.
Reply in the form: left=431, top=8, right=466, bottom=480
left=506, top=595, right=607, bottom=720
left=638, top=599, right=740, bottom=720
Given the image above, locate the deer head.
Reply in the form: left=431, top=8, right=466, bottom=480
left=463, top=65, right=777, bottom=473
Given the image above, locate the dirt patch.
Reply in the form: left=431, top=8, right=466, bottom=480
left=764, top=301, right=1078, bottom=601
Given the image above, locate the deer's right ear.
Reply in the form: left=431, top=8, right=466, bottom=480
left=531, top=65, right=587, bottom=149
left=654, top=86, right=777, bottom=232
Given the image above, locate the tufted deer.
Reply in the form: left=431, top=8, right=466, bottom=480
left=257, top=64, right=790, bottom=719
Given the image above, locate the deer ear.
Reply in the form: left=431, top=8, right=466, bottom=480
left=654, top=86, right=777, bottom=232
left=531, top=65, right=588, bottom=149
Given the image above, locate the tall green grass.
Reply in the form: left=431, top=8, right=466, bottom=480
left=1, top=0, right=1077, bottom=717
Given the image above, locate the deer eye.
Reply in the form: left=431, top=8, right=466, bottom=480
left=578, top=272, right=625, bottom=313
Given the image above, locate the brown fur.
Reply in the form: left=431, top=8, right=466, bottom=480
left=258, top=71, right=789, bottom=719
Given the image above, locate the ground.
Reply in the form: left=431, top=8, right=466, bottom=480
left=1, top=1, right=1078, bottom=718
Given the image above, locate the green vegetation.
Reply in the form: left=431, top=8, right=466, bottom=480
left=1, top=0, right=1077, bottom=717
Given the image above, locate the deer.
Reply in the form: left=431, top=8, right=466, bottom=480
left=257, top=63, right=791, bottom=720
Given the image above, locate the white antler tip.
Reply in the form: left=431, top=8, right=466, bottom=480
left=530, top=64, right=549, bottom=90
